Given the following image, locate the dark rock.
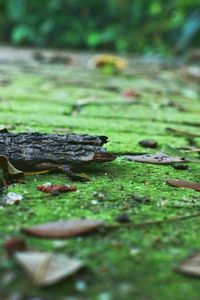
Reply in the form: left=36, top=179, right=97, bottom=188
left=139, top=139, right=158, bottom=148
left=172, top=164, right=189, bottom=170
left=116, top=214, right=130, bottom=223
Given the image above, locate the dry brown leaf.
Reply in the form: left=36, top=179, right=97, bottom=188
left=124, top=153, right=187, bottom=164
left=22, top=219, right=104, bottom=239
left=176, top=252, right=200, bottom=277
left=14, top=251, right=83, bottom=286
left=166, top=179, right=200, bottom=192
left=0, top=155, right=24, bottom=185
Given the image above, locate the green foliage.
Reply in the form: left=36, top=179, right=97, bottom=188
left=0, top=0, right=199, bottom=53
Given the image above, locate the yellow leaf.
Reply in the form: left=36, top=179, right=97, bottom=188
left=89, top=54, right=128, bottom=72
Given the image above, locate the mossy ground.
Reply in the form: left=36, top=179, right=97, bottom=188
left=0, top=49, right=200, bottom=300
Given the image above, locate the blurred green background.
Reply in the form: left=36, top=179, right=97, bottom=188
left=0, top=0, right=199, bottom=54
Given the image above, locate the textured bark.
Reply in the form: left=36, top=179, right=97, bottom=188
left=0, top=133, right=115, bottom=170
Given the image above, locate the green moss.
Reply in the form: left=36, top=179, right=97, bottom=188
left=0, top=60, right=200, bottom=300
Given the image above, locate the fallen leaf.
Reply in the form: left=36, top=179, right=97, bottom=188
left=4, top=192, right=23, bottom=205
left=0, top=155, right=24, bottom=185
left=89, top=54, right=127, bottom=72
left=161, top=144, right=186, bottom=157
left=176, top=252, right=200, bottom=277
left=161, top=144, right=200, bottom=163
left=4, top=237, right=26, bottom=256
left=22, top=219, right=104, bottom=239
left=14, top=251, right=83, bottom=286
left=166, top=179, right=200, bottom=192
left=124, top=153, right=187, bottom=164
left=37, top=183, right=77, bottom=193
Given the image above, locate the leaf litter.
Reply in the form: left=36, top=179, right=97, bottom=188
left=176, top=252, right=200, bottom=277
left=124, top=152, right=187, bottom=164
left=0, top=155, right=24, bottom=186
left=125, top=144, right=200, bottom=165
left=37, top=183, right=77, bottom=194
left=22, top=219, right=104, bottom=239
left=14, top=251, right=83, bottom=287
left=166, top=179, right=200, bottom=192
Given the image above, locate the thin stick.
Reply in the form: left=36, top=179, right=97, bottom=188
left=105, top=212, right=200, bottom=230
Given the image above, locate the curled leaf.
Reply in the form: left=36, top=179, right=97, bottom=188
left=162, top=144, right=200, bottom=163
left=0, top=155, right=24, bottom=185
left=14, top=251, right=83, bottom=286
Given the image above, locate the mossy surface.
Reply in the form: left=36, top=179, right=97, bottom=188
left=0, top=51, right=200, bottom=300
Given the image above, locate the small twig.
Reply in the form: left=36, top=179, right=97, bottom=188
left=105, top=212, right=200, bottom=230
left=71, top=99, right=137, bottom=116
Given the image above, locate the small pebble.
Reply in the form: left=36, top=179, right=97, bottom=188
left=91, top=199, right=98, bottom=205
left=98, top=292, right=111, bottom=300
left=75, top=280, right=87, bottom=292
left=53, top=240, right=66, bottom=249
left=93, top=191, right=106, bottom=200
left=130, top=248, right=140, bottom=256
left=50, top=190, right=60, bottom=196
left=172, top=163, right=189, bottom=170
left=116, top=214, right=130, bottom=223
left=139, top=139, right=158, bottom=148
